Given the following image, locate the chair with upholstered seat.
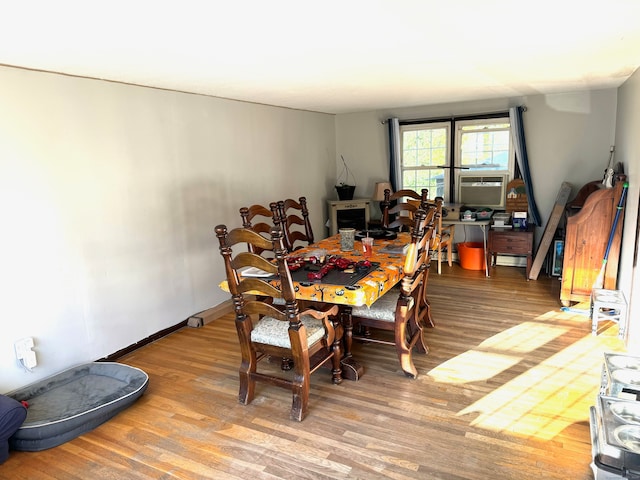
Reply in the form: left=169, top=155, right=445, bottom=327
left=343, top=205, right=437, bottom=378
left=240, top=203, right=295, bottom=370
left=276, top=197, right=314, bottom=251
left=216, top=225, right=343, bottom=421
left=240, top=201, right=299, bottom=372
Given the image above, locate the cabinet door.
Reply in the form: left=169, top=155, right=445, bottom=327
left=560, top=181, right=624, bottom=305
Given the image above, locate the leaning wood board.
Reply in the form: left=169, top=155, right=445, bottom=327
left=528, top=182, right=572, bottom=280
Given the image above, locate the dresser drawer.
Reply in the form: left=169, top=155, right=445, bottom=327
left=488, top=231, right=533, bottom=254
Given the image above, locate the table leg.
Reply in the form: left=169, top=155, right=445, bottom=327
left=341, top=306, right=354, bottom=358
left=482, top=225, right=489, bottom=277
left=339, top=306, right=364, bottom=381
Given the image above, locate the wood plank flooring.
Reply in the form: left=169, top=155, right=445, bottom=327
left=1, top=263, right=626, bottom=479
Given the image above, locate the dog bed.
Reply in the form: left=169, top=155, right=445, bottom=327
left=6, top=362, right=148, bottom=451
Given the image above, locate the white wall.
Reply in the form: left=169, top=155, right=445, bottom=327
left=0, top=66, right=336, bottom=392
left=335, top=89, right=618, bottom=246
left=614, top=69, right=640, bottom=351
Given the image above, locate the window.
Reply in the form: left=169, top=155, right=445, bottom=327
left=399, top=115, right=513, bottom=202
left=401, top=122, right=450, bottom=199
left=456, top=119, right=511, bottom=172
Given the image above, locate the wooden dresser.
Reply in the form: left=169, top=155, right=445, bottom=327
left=487, top=225, right=535, bottom=278
left=486, top=177, right=534, bottom=278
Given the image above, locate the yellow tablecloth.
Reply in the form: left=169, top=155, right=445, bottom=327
left=219, top=233, right=409, bottom=308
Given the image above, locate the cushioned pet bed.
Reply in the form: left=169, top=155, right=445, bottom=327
left=6, top=362, right=148, bottom=451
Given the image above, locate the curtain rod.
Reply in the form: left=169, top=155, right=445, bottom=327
left=380, top=106, right=527, bottom=125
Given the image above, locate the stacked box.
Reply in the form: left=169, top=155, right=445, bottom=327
left=492, top=212, right=511, bottom=227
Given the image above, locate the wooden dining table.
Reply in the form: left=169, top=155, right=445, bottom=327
left=293, top=232, right=411, bottom=380
left=220, top=231, right=411, bottom=380
left=286, top=232, right=409, bottom=306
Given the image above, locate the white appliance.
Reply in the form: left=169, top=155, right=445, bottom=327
left=457, top=173, right=509, bottom=210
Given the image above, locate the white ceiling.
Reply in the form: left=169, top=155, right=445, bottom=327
left=1, top=1, right=640, bottom=114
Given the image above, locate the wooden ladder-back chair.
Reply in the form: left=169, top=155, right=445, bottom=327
left=427, top=197, right=455, bottom=275
left=382, top=188, right=428, bottom=232
left=239, top=203, right=282, bottom=256
left=215, top=225, right=343, bottom=421
left=276, top=197, right=314, bottom=251
left=240, top=203, right=294, bottom=367
left=343, top=205, right=437, bottom=378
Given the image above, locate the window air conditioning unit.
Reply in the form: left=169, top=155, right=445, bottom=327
left=457, top=173, right=509, bottom=210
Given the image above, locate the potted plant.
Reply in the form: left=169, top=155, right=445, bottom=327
left=335, top=155, right=356, bottom=200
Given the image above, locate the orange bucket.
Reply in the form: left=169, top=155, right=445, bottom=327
left=457, top=242, right=485, bottom=270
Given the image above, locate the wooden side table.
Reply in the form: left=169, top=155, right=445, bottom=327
left=487, top=225, right=535, bottom=279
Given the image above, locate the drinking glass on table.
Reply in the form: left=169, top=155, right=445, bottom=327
left=339, top=228, right=355, bottom=252
left=361, top=237, right=374, bottom=258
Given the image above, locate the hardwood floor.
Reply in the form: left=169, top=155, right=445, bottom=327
left=1, top=264, right=626, bottom=479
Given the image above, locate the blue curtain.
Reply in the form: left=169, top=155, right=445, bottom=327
left=387, top=117, right=401, bottom=192
left=509, top=106, right=542, bottom=226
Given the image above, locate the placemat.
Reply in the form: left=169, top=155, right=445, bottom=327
left=290, top=262, right=380, bottom=286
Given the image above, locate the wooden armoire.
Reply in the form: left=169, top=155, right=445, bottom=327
left=560, top=175, right=627, bottom=306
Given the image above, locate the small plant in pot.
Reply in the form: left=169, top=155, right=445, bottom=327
left=336, top=155, right=356, bottom=200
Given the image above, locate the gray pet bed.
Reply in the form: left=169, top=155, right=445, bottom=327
left=6, top=362, right=148, bottom=451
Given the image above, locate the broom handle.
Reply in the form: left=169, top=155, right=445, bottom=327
left=593, top=182, right=628, bottom=290
left=602, top=182, right=628, bottom=262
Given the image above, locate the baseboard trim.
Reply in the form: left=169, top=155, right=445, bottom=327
left=100, top=320, right=188, bottom=361
left=100, top=300, right=234, bottom=361
left=196, top=300, right=234, bottom=324
left=448, top=253, right=526, bottom=268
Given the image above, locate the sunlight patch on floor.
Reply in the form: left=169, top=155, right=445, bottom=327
left=460, top=335, right=624, bottom=439
left=428, top=350, right=522, bottom=383
left=478, top=322, right=569, bottom=353
left=428, top=322, right=569, bottom=384
left=429, top=308, right=626, bottom=441
left=457, top=337, right=602, bottom=439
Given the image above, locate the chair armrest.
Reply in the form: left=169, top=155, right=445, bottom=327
left=299, top=304, right=339, bottom=319
left=300, top=305, right=341, bottom=347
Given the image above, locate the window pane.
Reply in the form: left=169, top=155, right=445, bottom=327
left=460, top=130, right=509, bottom=170
left=402, top=168, right=445, bottom=198
left=402, top=170, right=418, bottom=190
left=402, top=128, right=447, bottom=168
left=404, top=148, right=418, bottom=167
left=415, top=130, right=430, bottom=149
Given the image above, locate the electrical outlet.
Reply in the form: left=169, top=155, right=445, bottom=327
left=23, top=350, right=37, bottom=369
left=14, top=337, right=33, bottom=358
left=14, top=337, right=37, bottom=369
